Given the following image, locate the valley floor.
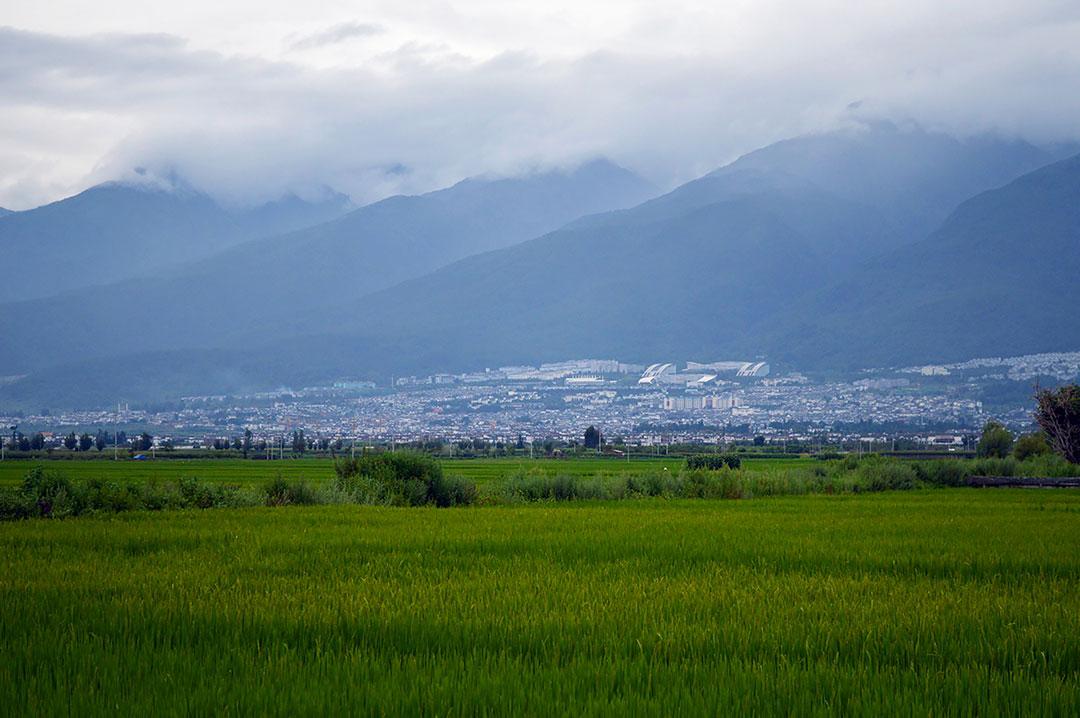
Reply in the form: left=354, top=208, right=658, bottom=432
left=1, top=490, right=1078, bottom=715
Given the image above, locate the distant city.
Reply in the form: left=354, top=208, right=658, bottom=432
left=4, top=350, right=1078, bottom=451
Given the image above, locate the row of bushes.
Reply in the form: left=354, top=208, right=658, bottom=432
left=500, top=466, right=858, bottom=502
left=498, top=452, right=1080, bottom=503
left=0, top=454, right=482, bottom=521
left=3, top=452, right=1077, bottom=519
left=0, top=468, right=327, bottom=520
left=685, top=454, right=742, bottom=470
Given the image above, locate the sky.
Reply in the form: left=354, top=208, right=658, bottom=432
left=2, top=0, right=1080, bottom=209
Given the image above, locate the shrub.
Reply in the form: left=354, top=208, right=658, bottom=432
left=969, top=456, right=1018, bottom=478
left=1013, top=433, right=1052, bottom=461
left=335, top=452, right=476, bottom=506
left=686, top=454, right=741, bottom=471
left=914, top=460, right=967, bottom=487
left=0, top=488, right=32, bottom=521
left=854, top=458, right=916, bottom=492
left=21, top=467, right=81, bottom=518
left=83, top=479, right=142, bottom=513
left=264, top=477, right=320, bottom=506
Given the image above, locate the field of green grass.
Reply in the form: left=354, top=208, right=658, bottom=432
left=1, top=490, right=1078, bottom=714
left=0, top=455, right=807, bottom=487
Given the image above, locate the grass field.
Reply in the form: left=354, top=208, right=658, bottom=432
left=0, top=455, right=808, bottom=487
left=1, top=490, right=1078, bottom=714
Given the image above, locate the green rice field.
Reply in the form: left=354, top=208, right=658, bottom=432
left=1, top=489, right=1078, bottom=714
left=0, top=455, right=804, bottom=487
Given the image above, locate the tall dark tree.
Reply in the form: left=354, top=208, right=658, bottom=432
left=30, top=432, right=46, bottom=451
left=137, top=432, right=153, bottom=451
left=242, top=429, right=253, bottom=459
left=94, top=430, right=106, bottom=451
left=63, top=432, right=77, bottom=450
left=584, top=425, right=600, bottom=449
left=1035, top=384, right=1080, bottom=463
left=17, top=435, right=31, bottom=452
left=78, top=433, right=93, bottom=452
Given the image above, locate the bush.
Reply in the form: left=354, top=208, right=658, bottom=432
left=264, top=477, right=320, bottom=506
left=686, top=454, right=741, bottom=471
left=82, top=479, right=142, bottom=513
left=0, top=487, right=32, bottom=521
left=854, top=458, right=916, bottom=492
left=21, top=467, right=81, bottom=518
left=335, top=452, right=476, bottom=506
left=504, top=471, right=588, bottom=502
left=914, top=460, right=967, bottom=487
left=969, top=456, right=1018, bottom=478
left=1013, top=433, right=1052, bottom=461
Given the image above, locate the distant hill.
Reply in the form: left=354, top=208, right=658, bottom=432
left=0, top=182, right=352, bottom=302
left=712, top=121, right=1065, bottom=242
left=769, top=152, right=1080, bottom=368
left=0, top=160, right=656, bottom=375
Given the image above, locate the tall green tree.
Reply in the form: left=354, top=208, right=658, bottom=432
left=976, top=420, right=1013, bottom=459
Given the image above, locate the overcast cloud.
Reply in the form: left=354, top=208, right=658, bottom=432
left=2, top=1, right=1080, bottom=209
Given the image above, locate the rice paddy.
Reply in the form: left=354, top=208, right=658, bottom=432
left=0, top=455, right=794, bottom=487
left=1, top=489, right=1078, bottom=715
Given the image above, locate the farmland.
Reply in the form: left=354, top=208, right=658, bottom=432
left=1, top=490, right=1079, bottom=714
left=0, top=455, right=803, bottom=487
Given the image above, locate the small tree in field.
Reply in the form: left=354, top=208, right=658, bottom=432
left=1035, top=384, right=1080, bottom=464
left=976, top=421, right=1013, bottom=458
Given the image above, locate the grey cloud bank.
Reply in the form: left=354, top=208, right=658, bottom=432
left=2, top=1, right=1080, bottom=209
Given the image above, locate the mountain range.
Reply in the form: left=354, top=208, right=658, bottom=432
left=1, top=123, right=1078, bottom=408
left=0, top=180, right=353, bottom=302
left=0, top=160, right=656, bottom=375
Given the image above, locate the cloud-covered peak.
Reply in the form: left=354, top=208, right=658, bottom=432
left=2, top=1, right=1080, bottom=209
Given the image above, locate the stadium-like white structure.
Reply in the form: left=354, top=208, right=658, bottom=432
left=638, top=360, right=770, bottom=386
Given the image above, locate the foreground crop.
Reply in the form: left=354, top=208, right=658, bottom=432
left=1, top=491, right=1078, bottom=715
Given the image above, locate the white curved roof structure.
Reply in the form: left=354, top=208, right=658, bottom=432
left=638, top=362, right=674, bottom=384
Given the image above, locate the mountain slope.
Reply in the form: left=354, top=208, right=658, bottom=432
left=712, top=121, right=1065, bottom=242
left=0, top=182, right=351, bottom=302
left=273, top=130, right=1072, bottom=378
left=770, top=152, right=1080, bottom=368
left=0, top=160, right=657, bottom=373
